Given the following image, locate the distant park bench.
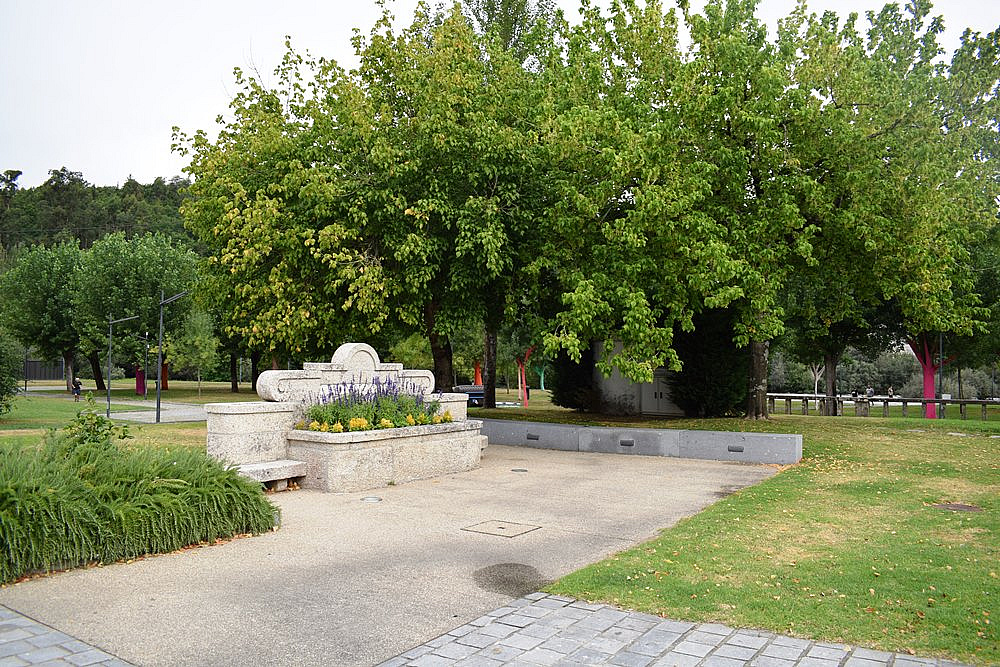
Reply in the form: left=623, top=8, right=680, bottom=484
left=767, top=393, right=999, bottom=420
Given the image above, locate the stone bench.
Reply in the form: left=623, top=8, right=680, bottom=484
left=236, top=459, right=308, bottom=491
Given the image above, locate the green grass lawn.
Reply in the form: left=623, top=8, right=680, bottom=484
left=0, top=395, right=148, bottom=431
left=533, top=414, right=998, bottom=664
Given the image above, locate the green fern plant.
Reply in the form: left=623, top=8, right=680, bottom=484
left=0, top=402, right=278, bottom=583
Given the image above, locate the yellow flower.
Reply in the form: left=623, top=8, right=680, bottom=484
left=308, top=420, right=321, bottom=431
left=443, top=410, right=453, bottom=422
left=405, top=414, right=416, bottom=426
left=416, top=413, right=429, bottom=425
left=379, top=418, right=394, bottom=429
left=331, top=422, right=344, bottom=433
left=432, top=414, right=442, bottom=424
left=320, top=422, right=329, bottom=432
left=295, top=420, right=306, bottom=430
left=349, top=417, right=370, bottom=431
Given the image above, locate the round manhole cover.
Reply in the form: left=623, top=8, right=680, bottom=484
left=932, top=503, right=981, bottom=512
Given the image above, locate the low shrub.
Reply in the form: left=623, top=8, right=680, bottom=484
left=0, top=402, right=279, bottom=584
left=301, top=378, right=446, bottom=431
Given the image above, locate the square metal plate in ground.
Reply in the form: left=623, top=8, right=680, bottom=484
left=462, top=520, right=540, bottom=538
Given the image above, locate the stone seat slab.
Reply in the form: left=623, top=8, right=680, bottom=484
left=236, top=459, right=308, bottom=483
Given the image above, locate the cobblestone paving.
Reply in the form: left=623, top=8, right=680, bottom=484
left=379, top=594, right=972, bottom=667
left=1, top=595, right=975, bottom=667
left=0, top=606, right=132, bottom=667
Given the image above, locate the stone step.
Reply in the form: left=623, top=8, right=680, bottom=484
left=236, top=459, right=308, bottom=483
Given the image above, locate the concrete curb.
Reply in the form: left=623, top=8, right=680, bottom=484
left=480, top=419, right=802, bottom=464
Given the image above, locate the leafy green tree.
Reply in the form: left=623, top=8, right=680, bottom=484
left=167, top=309, right=219, bottom=397
left=0, top=329, right=20, bottom=416
left=0, top=170, right=20, bottom=212
left=387, top=333, right=434, bottom=375
left=773, top=2, right=998, bottom=417
left=0, top=241, right=82, bottom=390
left=461, top=0, right=554, bottom=61
left=537, top=0, right=732, bottom=386
left=74, top=232, right=197, bottom=390
left=177, top=6, right=559, bottom=393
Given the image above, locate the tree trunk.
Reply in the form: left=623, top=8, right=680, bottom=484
left=921, top=359, right=938, bottom=419
left=957, top=366, right=963, bottom=399
left=537, top=365, right=546, bottom=391
left=907, top=336, right=942, bottom=419
left=483, top=327, right=498, bottom=409
left=197, top=369, right=202, bottom=397
left=428, top=334, right=453, bottom=392
left=63, top=351, right=75, bottom=392
left=746, top=340, right=769, bottom=419
left=516, top=358, right=524, bottom=405
left=229, top=352, right=239, bottom=393
left=823, top=352, right=840, bottom=416
left=809, top=362, right=823, bottom=396
left=161, top=362, right=169, bottom=390
left=250, top=351, right=261, bottom=392
left=88, top=350, right=106, bottom=391
left=517, top=347, right=534, bottom=407
left=424, top=303, right=453, bottom=392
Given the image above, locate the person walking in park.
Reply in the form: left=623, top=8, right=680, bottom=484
left=72, top=377, right=82, bottom=401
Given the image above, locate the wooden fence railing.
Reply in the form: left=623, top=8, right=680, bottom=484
left=766, top=394, right=998, bottom=421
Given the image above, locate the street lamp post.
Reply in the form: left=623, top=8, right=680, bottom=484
left=156, top=290, right=188, bottom=423
left=107, top=314, right=139, bottom=418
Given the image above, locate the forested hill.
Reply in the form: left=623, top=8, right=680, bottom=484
left=0, top=168, right=190, bottom=249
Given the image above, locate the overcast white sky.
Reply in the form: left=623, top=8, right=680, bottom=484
left=2, top=0, right=997, bottom=189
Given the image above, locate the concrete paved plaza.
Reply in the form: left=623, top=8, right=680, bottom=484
left=0, top=446, right=971, bottom=666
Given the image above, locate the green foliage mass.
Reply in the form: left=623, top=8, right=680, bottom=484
left=0, top=330, right=20, bottom=416
left=0, top=169, right=190, bottom=250
left=172, top=0, right=997, bottom=417
left=669, top=309, right=750, bottom=418
left=0, top=403, right=278, bottom=584
left=548, top=347, right=600, bottom=412
left=74, top=231, right=198, bottom=363
left=167, top=309, right=220, bottom=393
left=0, top=241, right=82, bottom=369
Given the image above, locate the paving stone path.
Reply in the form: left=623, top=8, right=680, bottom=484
left=0, top=606, right=130, bottom=666
left=1, top=596, right=973, bottom=667
left=379, top=594, right=971, bottom=667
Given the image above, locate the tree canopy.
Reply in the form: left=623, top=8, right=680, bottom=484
left=173, top=0, right=998, bottom=416
left=0, top=241, right=83, bottom=389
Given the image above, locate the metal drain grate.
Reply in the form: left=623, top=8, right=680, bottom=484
left=462, top=520, right=540, bottom=538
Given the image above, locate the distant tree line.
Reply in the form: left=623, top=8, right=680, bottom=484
left=0, top=168, right=191, bottom=249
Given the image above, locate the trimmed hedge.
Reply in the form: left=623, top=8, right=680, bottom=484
left=0, top=405, right=279, bottom=583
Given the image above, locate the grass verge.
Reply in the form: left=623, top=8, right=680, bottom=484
left=540, top=415, right=997, bottom=663
left=0, top=395, right=147, bottom=430
left=27, top=380, right=262, bottom=405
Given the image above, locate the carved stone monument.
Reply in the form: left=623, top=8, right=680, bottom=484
left=205, top=343, right=485, bottom=492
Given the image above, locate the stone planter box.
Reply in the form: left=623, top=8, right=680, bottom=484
left=287, top=420, right=487, bottom=492
left=204, top=342, right=485, bottom=492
